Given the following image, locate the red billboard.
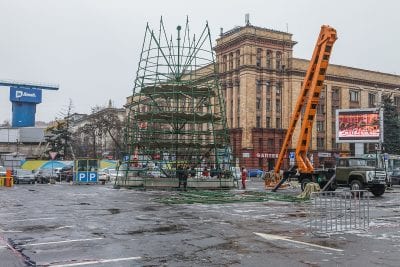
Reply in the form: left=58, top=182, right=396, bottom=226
left=336, top=108, right=383, bottom=143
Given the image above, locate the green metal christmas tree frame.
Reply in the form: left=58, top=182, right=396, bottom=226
left=119, top=17, right=233, bottom=187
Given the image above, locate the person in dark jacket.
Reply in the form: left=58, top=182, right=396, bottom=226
left=177, top=165, right=188, bottom=191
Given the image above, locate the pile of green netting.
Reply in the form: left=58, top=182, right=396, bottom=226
left=155, top=190, right=307, bottom=204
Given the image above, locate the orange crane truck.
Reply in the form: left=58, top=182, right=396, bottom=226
left=270, top=25, right=337, bottom=192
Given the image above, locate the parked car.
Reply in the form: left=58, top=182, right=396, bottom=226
left=147, top=167, right=161, bottom=178
left=390, top=170, right=400, bottom=185
left=109, top=169, right=124, bottom=181
left=13, top=169, right=35, bottom=184
left=59, top=165, right=73, bottom=182
left=34, top=169, right=58, bottom=184
left=247, top=169, right=264, bottom=178
left=99, top=168, right=124, bottom=182
left=98, top=168, right=109, bottom=182
left=0, top=166, right=6, bottom=176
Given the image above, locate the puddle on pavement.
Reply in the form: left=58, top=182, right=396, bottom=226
left=287, top=212, right=307, bottom=218
left=18, top=224, right=62, bottom=232
left=108, top=208, right=120, bottom=214
left=126, top=224, right=185, bottom=235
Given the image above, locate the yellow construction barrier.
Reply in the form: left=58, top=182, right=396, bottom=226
left=0, top=170, right=14, bottom=187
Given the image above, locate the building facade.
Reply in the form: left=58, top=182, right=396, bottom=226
left=215, top=23, right=400, bottom=170
left=70, top=106, right=125, bottom=159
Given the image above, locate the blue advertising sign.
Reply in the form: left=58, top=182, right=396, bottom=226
left=10, top=87, right=42, bottom=103
left=77, top=172, right=98, bottom=183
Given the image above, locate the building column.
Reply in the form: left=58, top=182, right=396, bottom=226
left=261, top=79, right=267, bottom=127
left=271, top=82, right=276, bottom=128
left=226, top=87, right=232, bottom=128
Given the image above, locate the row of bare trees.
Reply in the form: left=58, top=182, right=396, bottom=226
left=72, top=106, right=125, bottom=159
left=44, top=101, right=125, bottom=160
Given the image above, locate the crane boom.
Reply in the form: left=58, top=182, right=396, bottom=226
left=274, top=25, right=337, bottom=175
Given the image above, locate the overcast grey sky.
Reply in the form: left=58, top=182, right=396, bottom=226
left=0, top=0, right=399, bottom=123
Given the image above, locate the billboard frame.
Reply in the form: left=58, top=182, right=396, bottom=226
left=335, top=108, right=383, bottom=143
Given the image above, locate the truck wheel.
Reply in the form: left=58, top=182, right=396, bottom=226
left=350, top=180, right=364, bottom=197
left=301, top=178, right=311, bottom=191
left=371, top=185, right=385, bottom=197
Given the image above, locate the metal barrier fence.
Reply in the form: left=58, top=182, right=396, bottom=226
left=310, top=190, right=370, bottom=235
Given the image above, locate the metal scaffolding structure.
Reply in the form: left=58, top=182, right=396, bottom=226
left=118, top=18, right=233, bottom=188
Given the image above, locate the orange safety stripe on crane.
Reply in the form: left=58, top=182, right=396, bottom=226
left=274, top=25, right=337, bottom=175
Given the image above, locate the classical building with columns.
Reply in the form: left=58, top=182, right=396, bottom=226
left=214, top=23, right=400, bottom=170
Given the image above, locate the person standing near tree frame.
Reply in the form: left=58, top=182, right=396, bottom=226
left=241, top=167, right=247, bottom=190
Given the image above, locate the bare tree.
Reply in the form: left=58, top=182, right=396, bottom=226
left=74, top=105, right=124, bottom=159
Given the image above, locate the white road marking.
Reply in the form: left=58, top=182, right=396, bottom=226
left=49, top=257, right=141, bottom=266
left=21, top=237, right=104, bottom=247
left=254, top=232, right=344, bottom=252
left=0, top=228, right=22, bottom=233
left=9, top=217, right=56, bottom=222
left=55, top=226, right=74, bottom=230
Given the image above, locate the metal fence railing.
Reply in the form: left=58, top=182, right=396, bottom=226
left=310, top=190, right=370, bottom=235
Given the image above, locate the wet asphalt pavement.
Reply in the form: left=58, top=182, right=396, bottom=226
left=0, top=181, right=399, bottom=267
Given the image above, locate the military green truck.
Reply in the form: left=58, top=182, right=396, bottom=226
left=333, top=157, right=387, bottom=196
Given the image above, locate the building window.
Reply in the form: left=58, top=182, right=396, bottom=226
left=317, top=137, right=325, bottom=149
left=266, top=99, right=271, bottom=112
left=237, top=99, right=240, bottom=114
left=276, top=117, right=281, bottom=128
left=316, top=121, right=324, bottom=132
left=320, top=86, right=326, bottom=98
left=266, top=50, right=272, bottom=69
left=236, top=50, right=240, bottom=68
left=229, top=52, right=234, bottom=70
left=268, top=138, right=274, bottom=147
left=259, top=138, right=263, bottom=149
left=256, top=48, right=262, bottom=67
left=256, top=116, right=261, bottom=128
left=276, top=99, right=281, bottom=113
left=276, top=82, right=282, bottom=95
left=317, top=104, right=325, bottom=114
left=266, top=81, right=271, bottom=95
left=276, top=51, right=282, bottom=70
left=266, top=117, right=271, bottom=128
left=256, top=80, right=262, bottom=95
left=237, top=117, right=240, bottom=127
left=349, top=90, right=360, bottom=102
left=332, top=87, right=340, bottom=100
left=368, top=93, right=376, bottom=108
left=222, top=55, right=227, bottom=72
left=256, top=97, right=261, bottom=110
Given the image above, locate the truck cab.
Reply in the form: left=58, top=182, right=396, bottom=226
left=335, top=157, right=387, bottom=196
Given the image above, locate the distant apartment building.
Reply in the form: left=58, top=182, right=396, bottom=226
left=0, top=127, right=46, bottom=163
